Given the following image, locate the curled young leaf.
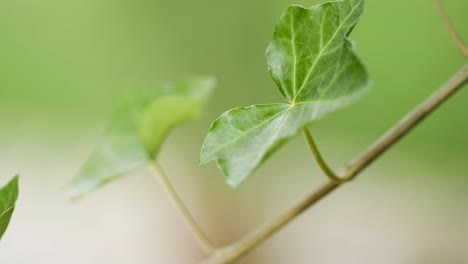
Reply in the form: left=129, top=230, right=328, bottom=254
left=0, top=175, right=19, bottom=240
left=201, top=0, right=370, bottom=187
left=70, top=77, right=216, bottom=199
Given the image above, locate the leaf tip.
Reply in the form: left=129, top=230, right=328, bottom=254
left=67, top=180, right=92, bottom=201
left=10, top=175, right=19, bottom=187
left=226, top=177, right=242, bottom=189
left=0, top=175, right=20, bottom=240
left=2, top=175, right=19, bottom=193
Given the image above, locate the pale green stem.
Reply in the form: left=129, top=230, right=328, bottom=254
left=435, top=0, right=467, bottom=57
left=302, top=129, right=344, bottom=182
left=149, top=161, right=216, bottom=255
left=344, top=64, right=467, bottom=179
left=202, top=65, right=468, bottom=264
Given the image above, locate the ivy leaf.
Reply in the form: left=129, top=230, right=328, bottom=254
left=70, top=77, right=216, bottom=199
left=0, top=175, right=19, bottom=240
left=201, top=0, right=370, bottom=187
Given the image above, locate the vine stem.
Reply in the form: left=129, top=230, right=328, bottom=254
left=344, top=64, right=467, bottom=179
left=202, top=65, right=468, bottom=264
left=149, top=161, right=216, bottom=255
left=302, top=129, right=342, bottom=182
left=435, top=0, right=467, bottom=57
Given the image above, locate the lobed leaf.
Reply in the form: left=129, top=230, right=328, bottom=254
left=70, top=77, right=216, bottom=199
left=0, top=175, right=19, bottom=240
left=201, top=0, right=370, bottom=187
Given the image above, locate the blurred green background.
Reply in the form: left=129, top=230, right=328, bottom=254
left=0, top=0, right=467, bottom=263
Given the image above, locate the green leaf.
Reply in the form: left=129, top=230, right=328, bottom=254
left=70, top=77, right=216, bottom=199
left=201, top=0, right=370, bottom=187
left=0, top=175, right=19, bottom=240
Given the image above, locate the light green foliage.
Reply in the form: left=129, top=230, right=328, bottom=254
left=0, top=175, right=19, bottom=240
left=70, top=77, right=216, bottom=199
left=201, top=0, right=370, bottom=187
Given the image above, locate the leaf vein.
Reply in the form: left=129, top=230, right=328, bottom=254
left=290, top=12, right=298, bottom=95
left=0, top=206, right=14, bottom=219
left=293, top=1, right=361, bottom=102
left=202, top=106, right=288, bottom=161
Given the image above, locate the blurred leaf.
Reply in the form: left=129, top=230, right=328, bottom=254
left=0, top=175, right=19, bottom=240
left=201, top=0, right=370, bottom=187
left=70, top=77, right=216, bottom=199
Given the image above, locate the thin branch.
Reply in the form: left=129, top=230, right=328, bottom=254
left=149, top=161, right=216, bottom=255
left=202, top=181, right=339, bottom=264
left=435, top=0, right=468, bottom=57
left=203, top=65, right=468, bottom=264
left=344, top=64, right=468, bottom=179
left=302, top=129, right=344, bottom=182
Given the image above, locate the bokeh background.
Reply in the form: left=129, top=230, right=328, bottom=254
left=0, top=0, right=467, bottom=263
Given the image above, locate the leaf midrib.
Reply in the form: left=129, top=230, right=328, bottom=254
left=202, top=105, right=288, bottom=161
left=291, top=1, right=362, bottom=103
left=0, top=206, right=14, bottom=219
left=203, top=92, right=359, bottom=162
left=290, top=11, right=298, bottom=96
